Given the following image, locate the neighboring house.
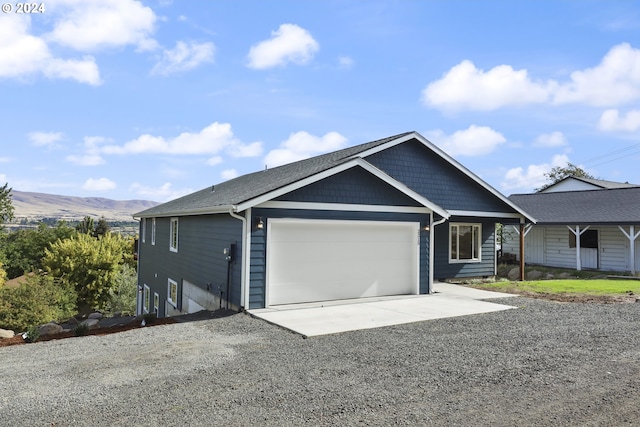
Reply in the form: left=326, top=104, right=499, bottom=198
left=134, top=131, right=533, bottom=317
left=503, top=177, right=640, bottom=274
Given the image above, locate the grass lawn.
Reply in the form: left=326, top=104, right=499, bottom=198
left=475, top=279, right=640, bottom=297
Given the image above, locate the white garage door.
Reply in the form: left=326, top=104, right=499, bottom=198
left=266, top=218, right=419, bottom=306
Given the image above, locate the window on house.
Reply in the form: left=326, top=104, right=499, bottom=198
left=168, top=279, right=178, bottom=308
left=569, top=229, right=598, bottom=248
left=153, top=292, right=159, bottom=314
left=169, top=218, right=178, bottom=252
left=143, top=284, right=150, bottom=313
left=141, top=218, right=146, bottom=243
left=450, top=223, right=481, bottom=262
left=151, top=218, right=156, bottom=246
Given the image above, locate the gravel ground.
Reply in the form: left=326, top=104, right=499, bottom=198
left=1, top=297, right=640, bottom=426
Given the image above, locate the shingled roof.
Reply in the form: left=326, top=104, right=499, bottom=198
left=134, top=132, right=412, bottom=218
left=509, top=187, right=640, bottom=225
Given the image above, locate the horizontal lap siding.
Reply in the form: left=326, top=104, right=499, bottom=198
left=434, top=218, right=496, bottom=279
left=138, top=215, right=243, bottom=315
left=248, top=208, right=430, bottom=309
left=600, top=226, right=630, bottom=272
left=502, top=225, right=637, bottom=272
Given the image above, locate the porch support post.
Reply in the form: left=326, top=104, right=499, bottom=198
left=567, top=225, right=590, bottom=271
left=519, top=222, right=525, bottom=281
left=618, top=225, right=640, bottom=275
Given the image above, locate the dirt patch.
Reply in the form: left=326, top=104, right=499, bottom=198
left=469, top=284, right=639, bottom=304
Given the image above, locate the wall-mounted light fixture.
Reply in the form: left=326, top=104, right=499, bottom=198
left=256, top=216, right=264, bottom=230
left=423, top=225, right=430, bottom=232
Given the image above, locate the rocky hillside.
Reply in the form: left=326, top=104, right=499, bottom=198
left=10, top=190, right=159, bottom=223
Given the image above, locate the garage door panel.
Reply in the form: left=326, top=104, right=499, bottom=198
left=267, top=219, right=419, bottom=306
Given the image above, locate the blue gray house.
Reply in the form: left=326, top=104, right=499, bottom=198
left=134, top=131, right=533, bottom=317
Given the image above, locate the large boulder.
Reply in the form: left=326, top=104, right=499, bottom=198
left=507, top=267, right=521, bottom=281
left=38, top=322, right=63, bottom=336
left=0, top=329, right=15, bottom=339
left=526, top=270, right=544, bottom=281
left=79, top=319, right=100, bottom=329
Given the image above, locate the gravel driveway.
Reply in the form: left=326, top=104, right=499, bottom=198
left=1, top=297, right=639, bottom=426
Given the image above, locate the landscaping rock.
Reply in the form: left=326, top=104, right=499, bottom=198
left=66, top=317, right=78, bottom=325
left=38, top=322, right=63, bottom=336
left=88, top=312, right=103, bottom=320
left=80, top=319, right=100, bottom=329
left=0, top=328, right=15, bottom=339
left=526, top=270, right=544, bottom=280
left=507, top=267, right=521, bottom=281
left=558, top=272, right=572, bottom=279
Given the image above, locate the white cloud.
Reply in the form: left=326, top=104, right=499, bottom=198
left=46, top=0, right=158, bottom=52
left=103, top=122, right=237, bottom=155
left=66, top=154, right=105, bottom=166
left=66, top=136, right=109, bottom=165
left=533, top=131, right=567, bottom=148
left=423, top=43, right=640, bottom=112
left=427, top=125, right=506, bottom=157
left=264, top=131, right=348, bottom=167
left=101, top=123, right=262, bottom=167
left=221, top=169, right=238, bottom=180
left=598, top=109, right=640, bottom=132
left=228, top=141, right=263, bottom=157
left=82, top=177, right=116, bottom=191
left=553, top=43, right=640, bottom=106
left=206, top=156, right=223, bottom=166
left=29, top=131, right=64, bottom=147
left=422, top=60, right=552, bottom=111
left=151, top=41, right=215, bottom=75
left=338, top=56, right=354, bottom=69
left=501, top=154, right=570, bottom=192
left=129, top=182, right=191, bottom=201
left=247, top=24, right=319, bottom=69
left=0, top=14, right=101, bottom=85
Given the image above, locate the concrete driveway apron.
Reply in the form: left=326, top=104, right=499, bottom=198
left=248, top=282, right=518, bottom=337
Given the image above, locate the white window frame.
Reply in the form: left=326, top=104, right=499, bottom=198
left=143, top=284, right=150, bottom=313
left=153, top=292, right=159, bottom=314
left=168, top=278, right=178, bottom=308
left=151, top=218, right=156, bottom=246
left=169, top=218, right=178, bottom=252
left=449, top=223, right=482, bottom=263
left=141, top=218, right=146, bottom=243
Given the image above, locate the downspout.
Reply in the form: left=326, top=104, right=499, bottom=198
left=428, top=215, right=447, bottom=293
left=228, top=206, right=248, bottom=310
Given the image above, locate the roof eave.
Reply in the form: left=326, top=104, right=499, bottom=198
left=133, top=205, right=235, bottom=219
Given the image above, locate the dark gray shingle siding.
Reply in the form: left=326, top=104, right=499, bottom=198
left=509, top=188, right=640, bottom=224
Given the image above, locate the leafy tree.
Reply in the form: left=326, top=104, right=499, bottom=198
left=536, top=163, right=595, bottom=192
left=76, top=216, right=95, bottom=235
left=2, top=222, right=76, bottom=279
left=43, top=232, right=131, bottom=312
left=0, top=272, right=77, bottom=332
left=0, top=261, right=6, bottom=287
left=108, top=263, right=138, bottom=315
left=0, top=183, right=14, bottom=225
left=93, top=216, right=110, bottom=237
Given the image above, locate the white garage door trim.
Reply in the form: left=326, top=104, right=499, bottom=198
left=266, top=218, right=420, bottom=306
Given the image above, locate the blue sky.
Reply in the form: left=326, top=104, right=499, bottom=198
left=1, top=0, right=640, bottom=202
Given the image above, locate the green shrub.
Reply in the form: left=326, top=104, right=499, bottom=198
left=74, top=322, right=90, bottom=336
left=107, top=264, right=137, bottom=316
left=23, top=325, right=40, bottom=343
left=0, top=272, right=77, bottom=332
left=143, top=313, right=157, bottom=325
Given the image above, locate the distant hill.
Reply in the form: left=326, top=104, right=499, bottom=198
left=10, top=190, right=159, bottom=223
